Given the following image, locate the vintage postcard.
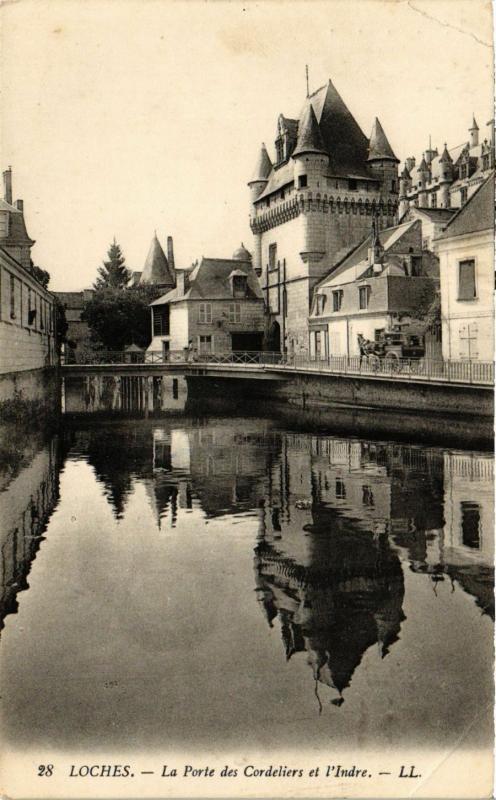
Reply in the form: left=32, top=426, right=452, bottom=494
left=0, top=0, right=494, bottom=798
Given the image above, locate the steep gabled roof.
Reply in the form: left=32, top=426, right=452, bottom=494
left=308, top=79, right=371, bottom=177
left=292, top=102, right=327, bottom=157
left=368, top=117, right=399, bottom=162
left=436, top=172, right=494, bottom=240
left=139, top=234, right=175, bottom=286
left=315, top=219, right=421, bottom=288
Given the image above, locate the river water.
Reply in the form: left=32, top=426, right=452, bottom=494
left=0, top=414, right=493, bottom=754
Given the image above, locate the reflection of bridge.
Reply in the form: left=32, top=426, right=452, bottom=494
left=61, top=350, right=494, bottom=387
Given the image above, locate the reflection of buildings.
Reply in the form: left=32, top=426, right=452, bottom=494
left=0, top=434, right=63, bottom=633
left=254, top=433, right=494, bottom=701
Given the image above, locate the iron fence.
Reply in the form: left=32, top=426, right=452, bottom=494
left=61, top=349, right=494, bottom=386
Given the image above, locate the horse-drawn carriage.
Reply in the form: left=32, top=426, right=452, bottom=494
left=357, top=325, right=425, bottom=372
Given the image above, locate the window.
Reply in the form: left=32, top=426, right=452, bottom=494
left=298, top=175, right=307, bottom=189
left=40, top=300, right=44, bottom=330
left=172, top=378, right=179, bottom=400
left=348, top=179, right=357, bottom=191
left=198, top=303, right=212, bottom=323
left=275, top=138, right=284, bottom=163
left=391, top=179, right=396, bottom=192
left=431, top=192, right=437, bottom=208
left=374, top=328, right=385, bottom=341
left=482, top=154, right=490, bottom=171
left=461, top=502, right=481, bottom=548
left=268, top=243, right=277, bottom=271
left=335, top=478, right=346, bottom=499
left=359, top=285, right=370, bottom=310
left=199, top=335, right=212, bottom=354
left=459, top=164, right=467, bottom=179
left=229, top=303, right=241, bottom=323
left=460, top=186, right=468, bottom=204
left=458, top=259, right=476, bottom=300
left=9, top=275, right=15, bottom=320
left=362, top=485, right=375, bottom=507
left=153, top=306, right=169, bottom=336
left=332, top=290, right=343, bottom=312
left=315, top=294, right=326, bottom=315
left=232, top=275, right=247, bottom=298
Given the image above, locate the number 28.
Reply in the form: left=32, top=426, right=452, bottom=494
left=38, top=765, right=54, bottom=777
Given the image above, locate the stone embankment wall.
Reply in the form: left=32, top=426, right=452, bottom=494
left=0, top=367, right=60, bottom=423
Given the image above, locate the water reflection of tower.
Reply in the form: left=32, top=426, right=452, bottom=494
left=0, top=435, right=64, bottom=634
left=255, top=432, right=405, bottom=706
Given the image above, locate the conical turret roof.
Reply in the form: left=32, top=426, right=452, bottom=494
left=439, top=143, right=453, bottom=164
left=292, top=102, right=327, bottom=157
left=401, top=164, right=411, bottom=179
left=139, top=234, right=175, bottom=286
left=367, top=117, right=399, bottom=162
left=249, top=143, right=272, bottom=183
left=470, top=115, right=479, bottom=131
left=418, top=156, right=429, bottom=172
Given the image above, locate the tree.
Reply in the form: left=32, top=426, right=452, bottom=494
left=81, top=286, right=161, bottom=351
left=28, top=260, right=50, bottom=288
left=54, top=298, right=69, bottom=355
left=94, top=238, right=130, bottom=289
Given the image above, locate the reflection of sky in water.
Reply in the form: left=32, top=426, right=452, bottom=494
left=0, top=418, right=493, bottom=752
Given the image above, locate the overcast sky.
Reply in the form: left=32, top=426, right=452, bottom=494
left=1, top=0, right=493, bottom=291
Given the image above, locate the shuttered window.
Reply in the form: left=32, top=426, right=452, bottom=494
left=458, top=259, right=476, bottom=300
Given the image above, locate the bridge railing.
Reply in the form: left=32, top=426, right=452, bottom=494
left=61, top=349, right=494, bottom=385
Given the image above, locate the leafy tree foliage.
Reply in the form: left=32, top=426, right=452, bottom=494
left=28, top=260, right=51, bottom=288
left=81, top=286, right=161, bottom=351
left=94, top=239, right=130, bottom=289
left=54, top=298, right=69, bottom=354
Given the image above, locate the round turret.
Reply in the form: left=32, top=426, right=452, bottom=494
left=232, top=243, right=252, bottom=262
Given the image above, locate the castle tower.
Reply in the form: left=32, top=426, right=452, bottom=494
left=416, top=156, right=430, bottom=206
left=469, top=115, right=479, bottom=148
left=367, top=118, right=400, bottom=201
left=248, top=78, right=399, bottom=355
left=291, top=101, right=329, bottom=264
left=139, top=233, right=175, bottom=288
left=398, top=165, right=412, bottom=219
left=0, top=167, right=35, bottom=270
left=438, top=144, right=454, bottom=208
left=248, top=144, right=272, bottom=276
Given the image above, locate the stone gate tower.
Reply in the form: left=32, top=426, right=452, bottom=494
left=248, top=79, right=399, bottom=355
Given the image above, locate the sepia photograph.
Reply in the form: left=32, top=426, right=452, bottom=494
left=0, top=0, right=494, bottom=797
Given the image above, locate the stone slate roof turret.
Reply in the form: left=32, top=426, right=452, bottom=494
left=292, top=102, right=327, bottom=158
left=232, top=243, right=252, bottom=261
left=439, top=143, right=453, bottom=164
left=367, top=117, right=399, bottom=163
left=139, top=233, right=175, bottom=286
left=249, top=144, right=272, bottom=183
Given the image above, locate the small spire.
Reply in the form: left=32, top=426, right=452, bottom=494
left=470, top=115, right=479, bottom=131
left=439, top=143, right=453, bottom=164
left=367, top=117, right=399, bottom=162
left=292, top=102, right=326, bottom=157
left=248, top=143, right=272, bottom=183
left=305, top=64, right=310, bottom=98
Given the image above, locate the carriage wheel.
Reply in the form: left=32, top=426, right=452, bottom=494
left=384, top=352, right=400, bottom=373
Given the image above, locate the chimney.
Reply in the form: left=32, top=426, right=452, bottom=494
left=176, top=269, right=186, bottom=295
left=3, top=168, right=12, bottom=205
left=167, top=236, right=175, bottom=270
left=15, top=199, right=23, bottom=211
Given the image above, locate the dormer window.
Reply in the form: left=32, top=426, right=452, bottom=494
left=275, top=137, right=284, bottom=164
left=315, top=294, right=327, bottom=315
left=229, top=273, right=248, bottom=298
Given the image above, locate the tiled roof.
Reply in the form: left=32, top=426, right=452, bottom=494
left=151, top=258, right=263, bottom=304
left=309, top=80, right=372, bottom=178
left=316, top=219, right=420, bottom=287
left=292, top=102, right=327, bottom=157
left=367, top=117, right=399, bottom=162
left=139, top=234, right=175, bottom=286
left=406, top=207, right=455, bottom=222
left=249, top=144, right=272, bottom=183
left=256, top=78, right=377, bottom=202
left=436, top=172, right=494, bottom=239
